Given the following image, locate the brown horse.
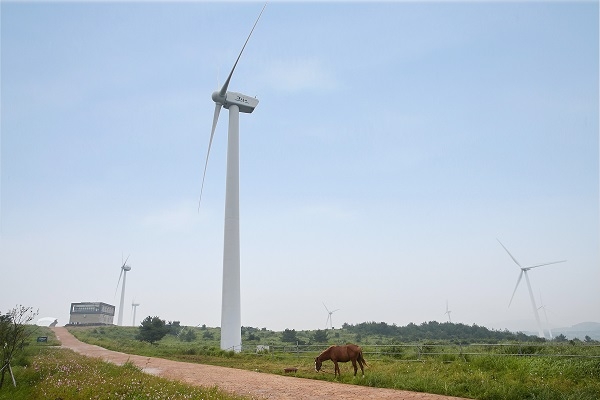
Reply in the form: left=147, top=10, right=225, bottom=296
left=314, top=344, right=367, bottom=378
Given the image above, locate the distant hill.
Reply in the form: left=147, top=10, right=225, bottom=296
left=552, top=322, right=600, bottom=341
left=341, top=321, right=543, bottom=343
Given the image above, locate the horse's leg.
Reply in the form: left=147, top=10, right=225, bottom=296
left=358, top=359, right=365, bottom=376
left=351, top=359, right=358, bottom=377
left=333, top=361, right=339, bottom=378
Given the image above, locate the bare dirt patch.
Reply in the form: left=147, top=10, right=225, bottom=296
left=52, top=327, right=469, bottom=400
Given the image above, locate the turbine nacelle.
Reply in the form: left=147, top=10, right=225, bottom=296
left=212, top=91, right=259, bottom=114
left=122, top=265, right=131, bottom=272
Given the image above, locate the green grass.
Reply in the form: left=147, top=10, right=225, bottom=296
left=66, top=325, right=600, bottom=400
left=0, top=338, right=252, bottom=400
left=1, top=348, right=254, bottom=400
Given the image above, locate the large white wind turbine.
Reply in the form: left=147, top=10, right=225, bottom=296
left=115, top=255, right=131, bottom=327
left=323, top=303, right=340, bottom=330
left=199, top=4, right=266, bottom=352
left=497, top=239, right=565, bottom=338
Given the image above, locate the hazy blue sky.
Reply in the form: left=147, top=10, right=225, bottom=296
left=1, top=1, right=598, bottom=335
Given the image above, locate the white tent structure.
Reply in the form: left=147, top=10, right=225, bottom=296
left=36, top=317, right=58, bottom=327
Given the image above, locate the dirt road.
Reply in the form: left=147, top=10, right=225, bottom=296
left=52, top=327, right=470, bottom=400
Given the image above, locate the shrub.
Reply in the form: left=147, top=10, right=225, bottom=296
left=137, top=316, right=169, bottom=344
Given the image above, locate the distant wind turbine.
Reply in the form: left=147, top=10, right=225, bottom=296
left=497, top=239, right=565, bottom=338
left=445, top=300, right=452, bottom=323
left=198, top=4, right=266, bottom=352
left=537, top=292, right=553, bottom=339
left=115, top=255, right=131, bottom=327
left=131, top=300, right=140, bottom=327
left=323, top=303, right=339, bottom=330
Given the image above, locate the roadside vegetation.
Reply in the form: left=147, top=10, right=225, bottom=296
left=64, top=320, right=600, bottom=400
left=0, top=306, right=38, bottom=389
left=0, top=327, right=252, bottom=400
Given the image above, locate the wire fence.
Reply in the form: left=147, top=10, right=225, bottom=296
left=244, top=343, right=600, bottom=361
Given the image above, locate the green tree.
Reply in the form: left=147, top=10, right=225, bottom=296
left=584, top=335, right=596, bottom=343
left=137, top=316, right=169, bottom=344
left=167, top=321, right=181, bottom=335
left=179, top=328, right=197, bottom=342
left=0, top=305, right=38, bottom=388
left=281, top=328, right=297, bottom=343
left=312, top=329, right=328, bottom=343
left=553, top=333, right=568, bottom=343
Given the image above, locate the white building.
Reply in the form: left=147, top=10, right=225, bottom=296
left=68, top=302, right=115, bottom=325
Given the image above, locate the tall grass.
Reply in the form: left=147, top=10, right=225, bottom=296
left=357, top=356, right=600, bottom=400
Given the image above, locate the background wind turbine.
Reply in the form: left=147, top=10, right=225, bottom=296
left=323, top=303, right=340, bottom=330
left=115, top=255, right=131, bottom=327
left=497, top=239, right=565, bottom=338
left=199, top=4, right=266, bottom=352
left=445, top=300, right=452, bottom=323
left=537, top=292, right=553, bottom=339
left=131, top=299, right=140, bottom=327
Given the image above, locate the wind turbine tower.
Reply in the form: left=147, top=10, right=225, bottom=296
left=131, top=300, right=140, bottom=327
left=323, top=303, right=340, bottom=330
left=497, top=239, right=565, bottom=338
left=199, top=4, right=266, bottom=352
left=115, top=256, right=131, bottom=327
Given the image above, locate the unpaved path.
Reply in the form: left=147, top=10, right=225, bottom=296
left=52, top=327, right=470, bottom=400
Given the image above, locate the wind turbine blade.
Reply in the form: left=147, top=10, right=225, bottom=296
left=527, top=260, right=567, bottom=270
left=509, top=271, right=524, bottom=307
left=322, top=302, right=330, bottom=313
left=219, top=2, right=267, bottom=96
left=122, top=254, right=130, bottom=268
left=497, top=239, right=523, bottom=268
left=198, top=103, right=222, bottom=211
left=114, top=268, right=124, bottom=297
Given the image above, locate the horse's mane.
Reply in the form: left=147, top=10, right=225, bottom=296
left=318, top=345, right=335, bottom=358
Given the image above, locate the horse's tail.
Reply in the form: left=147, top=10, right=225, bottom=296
left=358, top=349, right=368, bottom=367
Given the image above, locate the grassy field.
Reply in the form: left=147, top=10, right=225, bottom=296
left=65, top=325, right=600, bottom=400
left=0, top=327, right=252, bottom=400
